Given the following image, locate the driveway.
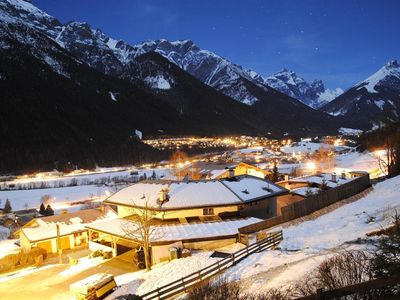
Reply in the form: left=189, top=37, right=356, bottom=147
left=0, top=256, right=138, bottom=300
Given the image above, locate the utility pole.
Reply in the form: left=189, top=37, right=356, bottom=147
left=56, top=223, right=62, bottom=264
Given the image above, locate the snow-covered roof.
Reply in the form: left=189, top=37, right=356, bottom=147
left=105, top=176, right=287, bottom=209
left=86, top=217, right=263, bottom=244
left=285, top=173, right=355, bottom=188
left=222, top=177, right=283, bottom=201
left=21, top=209, right=117, bottom=242
left=290, top=187, right=320, bottom=197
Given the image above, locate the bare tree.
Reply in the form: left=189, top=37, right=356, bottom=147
left=121, top=197, right=160, bottom=271
left=170, top=150, right=189, bottom=180
left=375, top=135, right=398, bottom=177
left=311, top=145, right=335, bottom=172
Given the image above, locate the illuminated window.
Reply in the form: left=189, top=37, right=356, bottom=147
left=203, top=208, right=214, bottom=215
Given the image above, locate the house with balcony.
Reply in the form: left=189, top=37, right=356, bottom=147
left=85, top=175, right=297, bottom=265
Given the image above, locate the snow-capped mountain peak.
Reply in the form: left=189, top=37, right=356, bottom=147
left=263, top=69, right=342, bottom=108
left=356, top=59, right=400, bottom=93
left=323, top=59, right=400, bottom=129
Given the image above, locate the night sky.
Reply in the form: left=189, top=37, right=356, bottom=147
left=34, top=0, right=400, bottom=89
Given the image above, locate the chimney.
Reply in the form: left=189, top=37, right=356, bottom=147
left=341, top=171, right=346, bottom=180
left=331, top=173, right=337, bottom=183
left=100, top=204, right=105, bottom=213
left=159, top=188, right=169, bottom=203
left=284, top=174, right=289, bottom=181
left=228, top=168, right=235, bottom=178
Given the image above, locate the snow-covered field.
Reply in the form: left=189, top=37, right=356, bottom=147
left=3, top=167, right=170, bottom=189
left=334, top=151, right=382, bottom=178
left=0, top=185, right=111, bottom=211
left=0, top=167, right=171, bottom=211
left=221, top=174, right=400, bottom=293
left=281, top=141, right=331, bottom=155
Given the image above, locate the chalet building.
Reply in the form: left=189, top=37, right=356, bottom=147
left=85, top=175, right=297, bottom=265
left=209, top=162, right=271, bottom=180
left=277, top=172, right=359, bottom=196
left=181, top=162, right=271, bottom=181
left=20, top=207, right=117, bottom=254
left=105, top=175, right=290, bottom=220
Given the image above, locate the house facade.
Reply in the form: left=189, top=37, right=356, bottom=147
left=83, top=175, right=295, bottom=265
left=20, top=207, right=117, bottom=254
left=104, top=175, right=289, bottom=221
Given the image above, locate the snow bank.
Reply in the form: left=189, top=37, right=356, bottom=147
left=334, top=151, right=382, bottom=178
left=108, top=251, right=219, bottom=298
left=0, top=225, right=10, bottom=240
left=0, top=239, right=19, bottom=259
left=222, top=175, right=400, bottom=286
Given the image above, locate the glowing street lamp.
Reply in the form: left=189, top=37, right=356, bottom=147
left=306, top=161, right=316, bottom=175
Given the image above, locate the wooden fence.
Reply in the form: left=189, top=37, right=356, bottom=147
left=239, top=174, right=370, bottom=234
left=139, top=231, right=283, bottom=300
left=295, top=275, right=400, bottom=299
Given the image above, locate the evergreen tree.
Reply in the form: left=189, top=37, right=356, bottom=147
left=151, top=170, right=156, bottom=180
left=305, top=187, right=314, bottom=197
left=320, top=178, right=329, bottom=191
left=39, top=203, right=46, bottom=215
left=3, top=199, right=12, bottom=213
left=271, top=162, right=279, bottom=182
left=45, top=204, right=54, bottom=216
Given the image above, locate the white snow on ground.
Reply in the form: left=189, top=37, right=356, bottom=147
left=108, top=251, right=219, bottom=298
left=317, top=88, right=343, bottom=103
left=144, top=75, right=172, bottom=90
left=374, top=100, right=386, bottom=110
left=0, top=239, right=19, bottom=259
left=0, top=167, right=172, bottom=210
left=334, top=151, right=382, bottom=178
left=281, top=142, right=330, bottom=155
left=0, top=264, right=57, bottom=283
left=59, top=257, right=104, bottom=277
left=109, top=91, right=117, bottom=101
left=0, top=185, right=111, bottom=211
left=239, top=147, right=263, bottom=154
left=3, top=167, right=170, bottom=189
left=220, top=175, right=400, bottom=291
left=0, top=225, right=10, bottom=240
left=108, top=243, right=246, bottom=298
left=338, top=127, right=363, bottom=136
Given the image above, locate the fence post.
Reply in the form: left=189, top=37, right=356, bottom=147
left=316, top=288, right=324, bottom=299
left=157, top=287, right=161, bottom=300
left=181, top=277, right=186, bottom=292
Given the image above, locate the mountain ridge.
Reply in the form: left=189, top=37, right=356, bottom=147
left=322, top=59, right=400, bottom=129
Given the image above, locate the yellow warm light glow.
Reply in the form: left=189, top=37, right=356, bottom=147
left=306, top=161, right=316, bottom=170
left=374, top=149, right=386, bottom=156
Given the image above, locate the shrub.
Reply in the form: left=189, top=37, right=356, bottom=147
left=187, top=279, right=241, bottom=300
left=0, top=247, right=47, bottom=273
left=114, top=295, right=142, bottom=300
left=293, top=250, right=373, bottom=298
